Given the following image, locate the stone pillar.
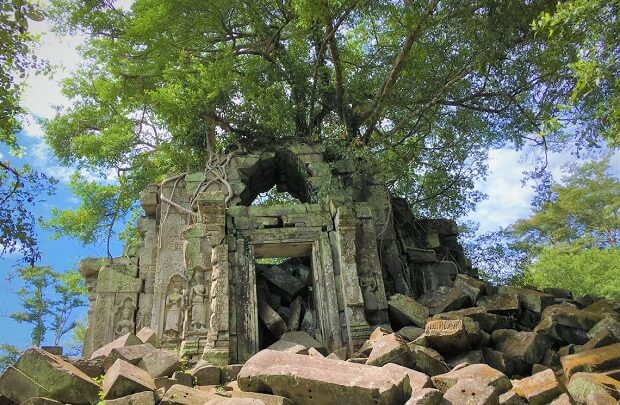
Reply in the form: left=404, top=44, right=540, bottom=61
left=137, top=217, right=158, bottom=331
left=79, top=258, right=105, bottom=357
left=333, top=207, right=373, bottom=352
left=198, top=192, right=230, bottom=365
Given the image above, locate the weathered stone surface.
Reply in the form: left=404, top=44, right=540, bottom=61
left=217, top=391, right=294, bottom=405
left=382, top=363, right=432, bottom=392
left=388, top=294, right=429, bottom=328
left=258, top=300, right=287, bottom=338
left=560, top=342, right=620, bottom=379
left=433, top=307, right=514, bottom=333
left=91, top=333, right=142, bottom=360
left=191, top=363, right=221, bottom=386
left=547, top=393, right=576, bottom=405
left=418, top=287, right=469, bottom=315
left=221, top=364, right=243, bottom=383
left=405, top=388, right=443, bottom=405
left=454, top=274, right=485, bottom=303
left=541, top=304, right=605, bottom=331
left=498, top=391, right=527, bottom=405
left=136, top=328, right=158, bottom=346
left=287, top=296, right=302, bottom=331
left=408, top=344, right=450, bottom=376
left=103, top=343, right=157, bottom=371
left=442, top=379, right=500, bottom=404
left=279, top=331, right=325, bottom=353
left=137, top=349, right=180, bottom=378
left=578, top=330, right=618, bottom=352
left=431, top=364, right=512, bottom=394
left=367, top=333, right=412, bottom=367
left=493, top=329, right=552, bottom=368
left=171, top=371, right=193, bottom=387
left=257, top=265, right=305, bottom=301
left=0, top=348, right=100, bottom=404
left=588, top=315, right=620, bottom=340
left=159, top=384, right=219, bottom=405
left=204, top=398, right=265, bottom=405
left=566, top=372, right=620, bottom=403
left=20, top=398, right=62, bottom=405
left=511, top=369, right=564, bottom=405
left=65, top=357, right=105, bottom=378
left=584, top=299, right=620, bottom=314
left=265, top=340, right=308, bottom=354
left=237, top=350, right=410, bottom=405
left=478, top=294, right=520, bottom=316
left=397, top=326, right=425, bottom=342
left=483, top=348, right=508, bottom=374
left=424, top=318, right=482, bottom=355
left=103, top=359, right=156, bottom=400
left=445, top=349, right=484, bottom=368
left=498, top=287, right=554, bottom=314
left=308, top=347, right=324, bottom=358
left=104, top=391, right=155, bottom=405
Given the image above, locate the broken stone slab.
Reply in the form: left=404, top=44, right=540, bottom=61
left=397, top=326, right=425, bottom=342
left=104, top=391, right=155, bottom=405
left=65, top=356, right=105, bottom=378
left=237, top=349, right=411, bottom=405
left=445, top=349, right=484, bottom=368
left=584, top=299, right=620, bottom=314
left=418, top=286, right=469, bottom=315
left=257, top=265, right=305, bottom=301
left=432, top=307, right=513, bottom=333
left=136, top=327, right=158, bottom=346
left=423, top=318, right=482, bottom=355
left=103, top=343, right=157, bottom=371
left=404, top=388, right=443, bottom=405
left=382, top=363, right=432, bottom=393
left=329, top=346, right=348, bottom=361
left=588, top=315, right=620, bottom=340
left=578, top=330, right=618, bottom=353
left=566, top=372, right=620, bottom=403
left=221, top=364, right=244, bottom=383
left=544, top=288, right=573, bottom=300
left=387, top=294, right=430, bottom=328
left=159, top=384, right=220, bottom=405
left=266, top=340, right=309, bottom=354
left=407, top=344, right=450, bottom=377
left=258, top=299, right=287, bottom=338
left=367, top=333, right=413, bottom=367
left=0, top=347, right=100, bottom=404
left=279, top=331, right=325, bottom=354
left=454, top=274, right=486, bottom=303
left=535, top=315, right=590, bottom=345
left=103, top=359, right=156, bottom=400
left=216, top=391, right=294, bottom=405
left=492, top=329, right=552, bottom=370
left=308, top=347, right=324, bottom=358
left=91, top=333, right=142, bottom=360
left=171, top=371, right=193, bottom=387
left=498, top=390, right=527, bottom=405
left=483, top=347, right=508, bottom=374
left=442, top=379, right=500, bottom=404
left=137, top=349, right=181, bottom=378
left=561, top=342, right=620, bottom=380
left=478, top=293, right=520, bottom=316
left=431, top=363, right=512, bottom=395
left=287, top=296, right=302, bottom=331
left=511, top=369, right=565, bottom=405
left=548, top=393, right=576, bottom=405
left=541, top=304, right=605, bottom=331
left=497, top=286, right=554, bottom=314
left=406, top=248, right=437, bottom=264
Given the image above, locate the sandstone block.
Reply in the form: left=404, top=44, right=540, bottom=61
left=405, top=388, right=443, bottom=405
left=418, top=287, right=469, bottom=315
left=454, top=274, right=486, bottom=303
left=257, top=266, right=305, bottom=301
left=548, top=393, right=576, bottom=405
left=103, top=343, right=157, bottom=371
left=136, top=328, right=158, bottom=346
left=221, top=364, right=243, bottom=383
left=511, top=369, right=565, bottom=404
left=382, top=363, right=432, bottom=393
left=65, top=357, right=105, bottom=378
left=442, top=379, right=500, bottom=404
left=266, top=340, right=308, bottom=354
left=91, top=333, right=142, bottom=360
left=578, top=330, right=618, bottom=352
left=20, top=398, right=62, bottom=405
left=560, top=342, right=620, bottom=380
left=408, top=344, right=449, bottom=376
left=433, top=307, right=514, bottom=332
left=104, top=391, right=155, bottom=405
left=541, top=304, right=605, bottom=331
left=171, top=371, right=193, bottom=387
left=493, top=329, right=551, bottom=367
left=279, top=331, right=325, bottom=353
left=588, top=315, right=620, bottom=340
left=424, top=318, right=482, bottom=355
left=445, top=349, right=484, bottom=368
left=237, top=350, right=410, bottom=405
left=566, top=372, right=620, bottom=403
left=103, top=359, right=156, bottom=400
left=192, top=364, right=221, bottom=386
left=397, top=326, right=425, bottom=342
left=0, top=348, right=100, bottom=404
left=498, top=286, right=554, bottom=314
left=159, top=384, right=220, bottom=404
left=258, top=300, right=287, bottom=338
left=431, top=364, right=511, bottom=394
left=217, top=391, right=294, bottom=405
left=388, top=294, right=430, bottom=328
left=367, top=333, right=412, bottom=367
left=498, top=391, right=527, bottom=404
left=137, top=349, right=180, bottom=378
left=478, top=294, right=520, bottom=316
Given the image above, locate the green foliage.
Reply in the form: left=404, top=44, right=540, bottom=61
left=42, top=0, right=620, bottom=245
left=524, top=246, right=620, bottom=299
left=0, top=344, right=21, bottom=373
left=8, top=266, right=87, bottom=347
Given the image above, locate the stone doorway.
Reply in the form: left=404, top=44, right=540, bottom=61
left=255, top=256, right=315, bottom=350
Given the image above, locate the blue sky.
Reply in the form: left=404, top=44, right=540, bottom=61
left=1, top=14, right=618, bottom=351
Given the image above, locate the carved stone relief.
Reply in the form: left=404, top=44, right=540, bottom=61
left=115, top=297, right=136, bottom=337
left=163, top=274, right=185, bottom=341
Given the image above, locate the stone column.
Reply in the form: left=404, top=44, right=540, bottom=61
left=198, top=192, right=230, bottom=365
left=333, top=207, right=373, bottom=352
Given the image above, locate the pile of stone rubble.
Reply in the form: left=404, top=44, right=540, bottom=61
left=1, top=275, right=619, bottom=404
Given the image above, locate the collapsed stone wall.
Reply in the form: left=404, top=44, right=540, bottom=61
left=78, top=143, right=473, bottom=364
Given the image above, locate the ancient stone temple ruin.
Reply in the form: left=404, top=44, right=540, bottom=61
left=79, top=143, right=471, bottom=365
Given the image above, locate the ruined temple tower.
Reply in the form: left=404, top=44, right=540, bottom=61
left=79, top=143, right=471, bottom=364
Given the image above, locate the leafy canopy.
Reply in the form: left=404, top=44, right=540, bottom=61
left=45, top=0, right=618, bottom=247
